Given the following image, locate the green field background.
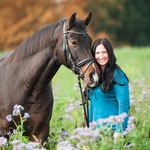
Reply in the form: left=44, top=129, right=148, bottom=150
left=52, top=47, right=150, bottom=93
left=0, top=47, right=150, bottom=149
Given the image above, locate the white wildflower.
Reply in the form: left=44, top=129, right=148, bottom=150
left=129, top=116, right=136, bottom=121
left=139, top=83, right=144, bottom=88
left=108, top=115, right=118, bottom=124
left=135, top=107, right=141, bottom=112
left=75, top=100, right=80, bottom=107
left=138, top=99, right=142, bottom=102
left=6, top=114, right=13, bottom=122
left=124, top=123, right=136, bottom=135
left=13, top=109, right=21, bottom=116
left=68, top=100, right=73, bottom=103
left=127, top=120, right=132, bottom=124
left=13, top=143, right=27, bottom=150
left=65, top=106, right=74, bottom=113
left=55, top=88, right=60, bottom=92
left=62, top=131, right=71, bottom=137
left=33, top=148, right=46, bottom=150
left=120, top=113, right=127, bottom=119
left=90, top=121, right=98, bottom=128
left=92, top=129, right=102, bottom=138
left=10, top=140, right=20, bottom=145
left=14, top=104, right=24, bottom=111
left=12, top=142, right=41, bottom=150
left=130, top=100, right=135, bottom=105
left=70, top=135, right=80, bottom=140
left=133, top=79, right=138, bottom=84
left=27, top=142, right=40, bottom=148
left=74, top=84, right=79, bottom=91
left=57, top=141, right=77, bottom=150
left=23, top=112, right=30, bottom=119
left=130, top=95, right=134, bottom=99
left=98, top=118, right=105, bottom=125
left=63, top=114, right=74, bottom=121
left=0, top=137, right=7, bottom=146
left=141, top=78, right=146, bottom=81
left=127, top=124, right=135, bottom=130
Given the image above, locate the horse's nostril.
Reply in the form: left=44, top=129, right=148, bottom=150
left=89, top=72, right=95, bottom=83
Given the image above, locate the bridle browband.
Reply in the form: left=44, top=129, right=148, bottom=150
left=63, top=21, right=95, bottom=127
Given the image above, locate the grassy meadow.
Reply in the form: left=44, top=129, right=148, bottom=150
left=0, top=47, right=150, bottom=149
left=50, top=47, right=150, bottom=149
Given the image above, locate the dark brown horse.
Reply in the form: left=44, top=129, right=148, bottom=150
left=0, top=13, right=100, bottom=143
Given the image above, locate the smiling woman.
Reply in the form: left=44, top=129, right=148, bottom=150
left=89, top=38, right=130, bottom=142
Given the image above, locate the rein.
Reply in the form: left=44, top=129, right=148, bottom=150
left=63, top=22, right=94, bottom=127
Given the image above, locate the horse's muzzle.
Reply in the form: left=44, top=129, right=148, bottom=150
left=83, top=71, right=99, bottom=88
left=88, top=71, right=99, bottom=87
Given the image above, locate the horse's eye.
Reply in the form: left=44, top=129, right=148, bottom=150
left=71, top=41, right=78, bottom=45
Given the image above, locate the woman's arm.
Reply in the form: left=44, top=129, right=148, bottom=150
left=113, top=72, right=130, bottom=132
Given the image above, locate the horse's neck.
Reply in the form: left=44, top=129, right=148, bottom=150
left=5, top=24, right=62, bottom=98
left=4, top=47, right=60, bottom=100
left=19, top=47, right=60, bottom=93
left=27, top=25, right=62, bottom=85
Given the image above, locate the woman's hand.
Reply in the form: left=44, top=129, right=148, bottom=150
left=113, top=132, right=123, bottom=142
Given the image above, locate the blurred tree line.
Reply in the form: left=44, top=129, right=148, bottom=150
left=85, top=0, right=150, bottom=46
left=0, top=0, right=86, bottom=51
left=0, top=0, right=150, bottom=51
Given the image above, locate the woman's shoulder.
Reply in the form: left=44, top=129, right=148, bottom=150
left=113, top=67, right=128, bottom=84
left=113, top=67, right=125, bottom=78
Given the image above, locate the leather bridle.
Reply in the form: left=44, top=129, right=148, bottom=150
left=63, top=21, right=95, bottom=127
left=63, top=22, right=96, bottom=79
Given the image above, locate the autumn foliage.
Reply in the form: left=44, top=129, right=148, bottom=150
left=0, top=0, right=92, bottom=51
left=1, top=0, right=149, bottom=51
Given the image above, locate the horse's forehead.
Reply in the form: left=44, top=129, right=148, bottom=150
left=74, top=19, right=86, bottom=30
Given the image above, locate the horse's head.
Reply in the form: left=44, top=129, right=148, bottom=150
left=57, top=13, right=100, bottom=87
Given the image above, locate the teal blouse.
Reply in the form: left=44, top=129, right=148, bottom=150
left=88, top=68, right=130, bottom=132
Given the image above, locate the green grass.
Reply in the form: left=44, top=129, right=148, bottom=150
left=52, top=66, right=77, bottom=96
left=115, top=47, right=150, bottom=83
left=50, top=47, right=150, bottom=149
left=52, top=47, right=150, bottom=90
left=1, top=47, right=150, bottom=149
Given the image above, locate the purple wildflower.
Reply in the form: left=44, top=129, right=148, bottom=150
left=6, top=114, right=13, bottom=122
left=23, top=112, right=30, bottom=119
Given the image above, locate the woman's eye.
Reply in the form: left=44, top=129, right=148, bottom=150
left=71, top=41, right=78, bottom=45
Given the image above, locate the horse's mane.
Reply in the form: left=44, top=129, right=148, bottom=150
left=7, top=19, right=66, bottom=63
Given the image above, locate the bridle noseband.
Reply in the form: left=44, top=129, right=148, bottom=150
left=63, top=22, right=96, bottom=127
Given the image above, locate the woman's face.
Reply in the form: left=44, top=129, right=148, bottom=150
left=95, top=44, right=109, bottom=66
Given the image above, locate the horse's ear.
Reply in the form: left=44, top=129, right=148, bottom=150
left=67, top=13, right=76, bottom=30
left=82, top=12, right=92, bottom=26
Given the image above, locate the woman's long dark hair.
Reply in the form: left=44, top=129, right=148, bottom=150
left=92, top=38, right=128, bottom=93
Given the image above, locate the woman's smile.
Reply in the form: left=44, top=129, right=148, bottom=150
left=95, top=44, right=109, bottom=67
